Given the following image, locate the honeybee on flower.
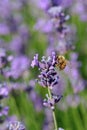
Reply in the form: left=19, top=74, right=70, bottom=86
left=55, top=54, right=71, bottom=70
left=56, top=55, right=67, bottom=70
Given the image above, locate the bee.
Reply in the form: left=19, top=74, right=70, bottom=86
left=55, top=55, right=67, bottom=70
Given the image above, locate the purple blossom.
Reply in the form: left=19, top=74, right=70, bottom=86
left=8, top=121, right=25, bottom=130
left=31, top=52, right=59, bottom=89
left=31, top=54, right=39, bottom=68
left=48, top=6, right=70, bottom=34
left=51, top=0, right=62, bottom=7
left=0, top=23, right=9, bottom=35
left=0, top=106, right=9, bottom=117
left=10, top=36, right=26, bottom=54
left=0, top=106, right=9, bottom=123
left=0, top=83, right=9, bottom=100
left=36, top=0, right=50, bottom=10
left=66, top=94, right=80, bottom=107
left=43, top=94, right=62, bottom=110
left=62, top=0, right=73, bottom=8
left=0, top=48, right=7, bottom=69
left=48, top=6, right=63, bottom=17
left=5, top=56, right=30, bottom=79
left=34, top=19, right=53, bottom=34
left=72, top=0, right=87, bottom=21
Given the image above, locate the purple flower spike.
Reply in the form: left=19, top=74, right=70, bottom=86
left=31, top=52, right=59, bottom=89
left=48, top=6, right=70, bottom=34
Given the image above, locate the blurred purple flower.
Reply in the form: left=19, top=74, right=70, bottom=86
left=65, top=53, right=84, bottom=93
left=10, top=36, right=26, bottom=54
left=0, top=83, right=9, bottom=100
left=72, top=0, right=87, bottom=21
left=37, top=0, right=50, bottom=10
left=48, top=6, right=70, bottom=34
left=8, top=121, right=25, bottom=130
left=0, top=48, right=7, bottom=69
left=51, top=0, right=62, bottom=6
left=43, top=108, right=53, bottom=130
left=5, top=56, right=30, bottom=79
left=60, top=0, right=73, bottom=8
left=0, top=106, right=9, bottom=117
left=9, top=24, right=29, bottom=54
left=26, top=80, right=43, bottom=112
left=31, top=54, right=39, bottom=68
left=66, top=94, right=80, bottom=107
left=0, top=105, right=9, bottom=123
left=34, top=19, right=53, bottom=34
left=0, top=23, right=9, bottom=35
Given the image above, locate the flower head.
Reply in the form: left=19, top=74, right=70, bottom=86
left=48, top=6, right=70, bottom=34
left=31, top=52, right=59, bottom=89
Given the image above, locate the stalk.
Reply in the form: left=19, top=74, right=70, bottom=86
left=48, top=87, right=58, bottom=130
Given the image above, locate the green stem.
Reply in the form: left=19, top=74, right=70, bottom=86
left=48, top=88, right=58, bottom=130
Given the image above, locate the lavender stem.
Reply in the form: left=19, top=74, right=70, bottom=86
left=48, top=87, right=58, bottom=130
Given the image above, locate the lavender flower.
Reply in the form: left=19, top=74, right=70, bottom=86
left=31, top=54, right=39, bottom=68
left=0, top=105, right=9, bottom=123
left=35, top=0, right=50, bottom=10
left=0, top=106, right=9, bottom=117
left=8, top=121, right=25, bottom=130
left=48, top=6, right=70, bottom=34
left=31, top=52, right=63, bottom=130
left=5, top=56, right=29, bottom=79
left=31, top=52, right=59, bottom=89
left=0, top=83, right=9, bottom=100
